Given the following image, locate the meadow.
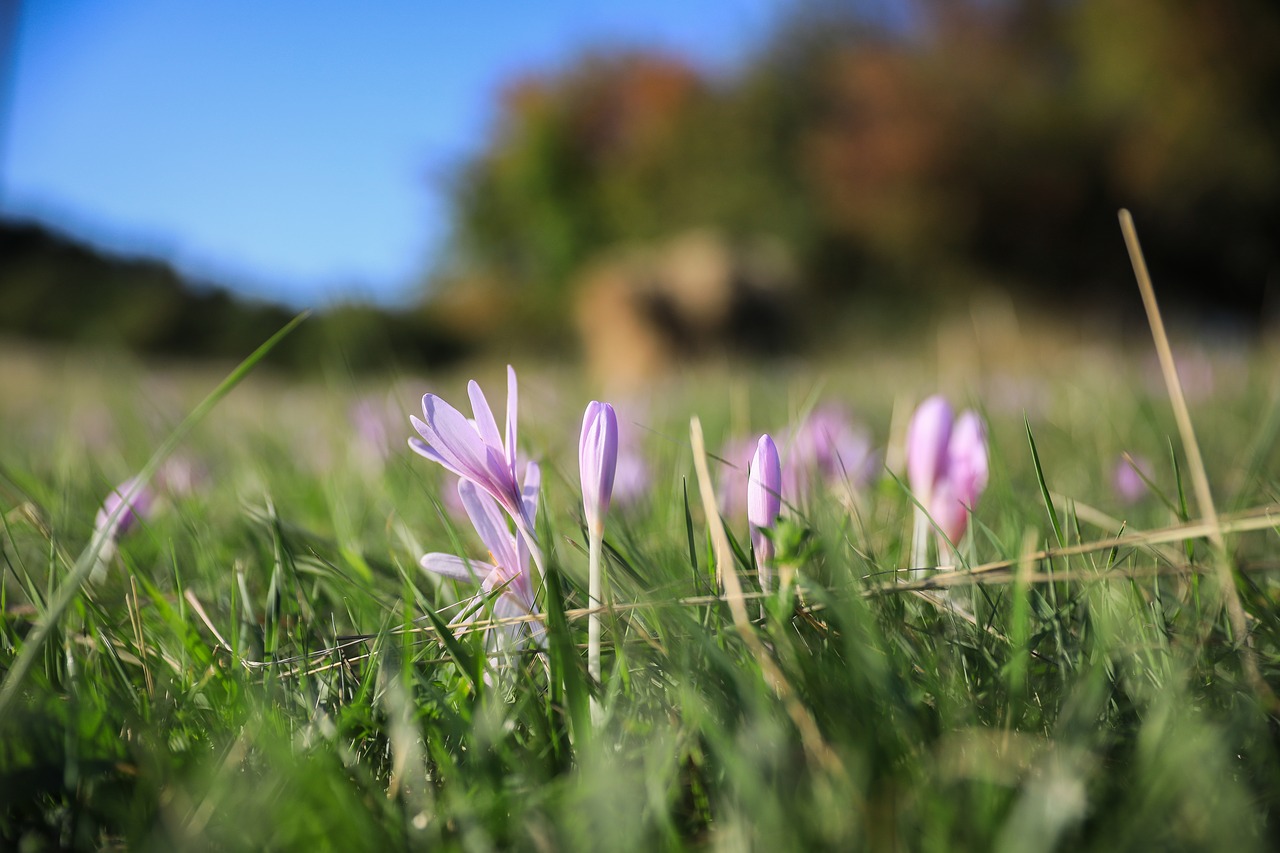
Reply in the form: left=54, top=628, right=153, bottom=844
left=3, top=286, right=1280, bottom=851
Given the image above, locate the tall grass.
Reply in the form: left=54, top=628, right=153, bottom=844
left=2, top=317, right=1280, bottom=850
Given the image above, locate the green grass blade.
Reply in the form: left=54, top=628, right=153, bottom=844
left=1025, top=416, right=1065, bottom=549
left=0, top=311, right=311, bottom=717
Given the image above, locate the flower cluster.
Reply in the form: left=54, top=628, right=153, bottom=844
left=906, top=395, right=989, bottom=561
left=409, top=370, right=997, bottom=678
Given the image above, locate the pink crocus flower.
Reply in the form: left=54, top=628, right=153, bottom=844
left=784, top=405, right=878, bottom=504
left=906, top=396, right=988, bottom=562
left=1113, top=454, right=1152, bottom=505
left=420, top=472, right=545, bottom=665
left=907, top=396, right=954, bottom=511
left=748, top=434, right=782, bottom=590
left=942, top=411, right=989, bottom=542
left=94, top=477, right=156, bottom=543
left=90, top=475, right=160, bottom=584
left=611, top=449, right=651, bottom=510
left=580, top=401, right=619, bottom=702
left=349, top=397, right=394, bottom=470
left=610, top=415, right=652, bottom=511
left=579, top=401, right=619, bottom=537
left=409, top=365, right=543, bottom=574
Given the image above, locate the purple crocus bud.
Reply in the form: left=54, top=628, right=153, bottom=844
left=1113, top=454, right=1151, bottom=505
left=579, top=401, right=619, bottom=536
left=929, top=479, right=970, bottom=547
left=94, top=477, right=155, bottom=542
left=748, top=434, right=782, bottom=588
left=930, top=410, right=988, bottom=546
left=906, top=395, right=953, bottom=504
left=947, top=410, right=989, bottom=507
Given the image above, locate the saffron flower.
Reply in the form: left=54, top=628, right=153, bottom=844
left=349, top=396, right=394, bottom=471
left=409, top=365, right=543, bottom=573
left=611, top=449, right=651, bottom=511
left=580, top=401, right=618, bottom=707
left=1113, top=454, right=1152, bottom=505
left=94, top=477, right=156, bottom=543
left=90, top=476, right=157, bottom=584
left=579, top=401, right=619, bottom=537
left=748, top=434, right=782, bottom=590
left=420, top=472, right=545, bottom=668
left=906, top=396, right=988, bottom=568
left=610, top=415, right=651, bottom=511
left=784, top=405, right=878, bottom=505
left=906, top=396, right=954, bottom=511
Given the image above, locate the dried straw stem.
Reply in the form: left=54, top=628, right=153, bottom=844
left=1119, top=209, right=1271, bottom=705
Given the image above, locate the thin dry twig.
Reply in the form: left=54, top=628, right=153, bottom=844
left=1119, top=209, right=1272, bottom=705
left=690, top=415, right=847, bottom=780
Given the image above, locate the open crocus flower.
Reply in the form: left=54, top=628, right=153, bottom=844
left=906, top=396, right=989, bottom=565
left=409, top=365, right=543, bottom=573
left=420, top=470, right=545, bottom=667
left=748, top=434, right=782, bottom=590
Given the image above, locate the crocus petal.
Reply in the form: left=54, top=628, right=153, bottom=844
left=521, top=461, right=542, bottom=528
left=906, top=395, right=953, bottom=502
left=579, top=401, right=619, bottom=535
left=417, top=396, right=516, bottom=504
left=468, top=380, right=504, bottom=454
left=418, top=397, right=490, bottom=480
left=748, top=434, right=782, bottom=573
left=1114, top=454, right=1151, bottom=505
left=420, top=553, right=493, bottom=583
left=505, top=365, right=519, bottom=482
left=407, top=435, right=449, bottom=467
left=458, top=480, right=520, bottom=574
left=94, top=477, right=155, bottom=540
left=948, top=410, right=989, bottom=507
left=930, top=479, right=969, bottom=546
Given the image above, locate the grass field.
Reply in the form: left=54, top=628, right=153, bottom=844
left=3, top=304, right=1280, bottom=850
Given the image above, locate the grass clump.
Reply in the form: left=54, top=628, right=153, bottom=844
left=2, top=325, right=1280, bottom=851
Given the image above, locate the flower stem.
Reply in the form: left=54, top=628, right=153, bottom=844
left=588, top=525, right=603, bottom=722
left=911, top=507, right=930, bottom=580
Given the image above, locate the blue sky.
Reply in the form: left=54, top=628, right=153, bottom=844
left=1, top=1, right=784, bottom=307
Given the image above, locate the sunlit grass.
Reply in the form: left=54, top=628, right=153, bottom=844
left=2, top=321, right=1280, bottom=850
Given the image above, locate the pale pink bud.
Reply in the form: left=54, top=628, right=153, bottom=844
left=94, top=477, right=155, bottom=542
left=748, top=434, right=782, bottom=582
left=1113, top=455, right=1151, bottom=505
left=579, top=401, right=619, bottom=536
left=906, top=395, right=953, bottom=504
left=947, top=410, right=989, bottom=508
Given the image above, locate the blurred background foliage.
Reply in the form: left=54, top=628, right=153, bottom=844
left=439, top=0, right=1280, bottom=350
left=4, top=0, right=1279, bottom=372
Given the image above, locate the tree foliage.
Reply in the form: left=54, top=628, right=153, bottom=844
left=439, top=0, right=1280, bottom=346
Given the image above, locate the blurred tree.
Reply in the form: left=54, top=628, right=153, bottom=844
left=0, top=222, right=467, bottom=371
left=436, top=0, right=1280, bottom=353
